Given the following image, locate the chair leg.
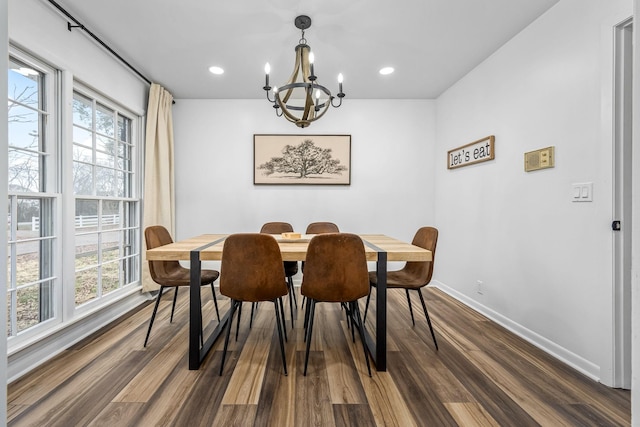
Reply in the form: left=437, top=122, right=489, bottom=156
left=144, top=286, right=166, bottom=347
left=353, top=300, right=372, bottom=377
left=170, top=287, right=179, bottom=323
left=210, top=282, right=220, bottom=322
left=363, top=286, right=373, bottom=324
left=303, top=299, right=317, bottom=376
left=348, top=302, right=356, bottom=343
left=250, top=302, right=256, bottom=329
left=287, top=277, right=295, bottom=327
left=406, top=289, right=416, bottom=326
left=236, top=301, right=242, bottom=341
left=220, top=299, right=238, bottom=375
left=417, top=289, right=438, bottom=350
left=342, top=302, right=352, bottom=331
left=278, top=297, right=288, bottom=342
left=303, top=296, right=311, bottom=341
left=288, top=276, right=298, bottom=308
left=273, top=300, right=288, bottom=376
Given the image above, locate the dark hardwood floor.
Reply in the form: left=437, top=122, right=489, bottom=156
left=7, top=287, right=630, bottom=426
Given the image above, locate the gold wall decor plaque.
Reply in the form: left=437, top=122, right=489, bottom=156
left=524, top=146, right=555, bottom=172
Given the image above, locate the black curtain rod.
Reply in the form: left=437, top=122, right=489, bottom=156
left=46, top=0, right=153, bottom=86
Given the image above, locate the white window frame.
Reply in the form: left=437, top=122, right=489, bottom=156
left=7, top=46, right=63, bottom=346
left=7, top=48, right=143, bottom=353
left=69, top=81, right=142, bottom=317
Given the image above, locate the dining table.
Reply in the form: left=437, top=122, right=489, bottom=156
left=145, top=233, right=432, bottom=371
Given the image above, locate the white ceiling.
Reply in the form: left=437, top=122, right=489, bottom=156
left=50, top=0, right=560, bottom=100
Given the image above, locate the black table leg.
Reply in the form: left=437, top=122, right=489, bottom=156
left=188, top=237, right=229, bottom=370
left=374, top=251, right=387, bottom=371
left=189, top=249, right=202, bottom=369
left=360, top=239, right=387, bottom=372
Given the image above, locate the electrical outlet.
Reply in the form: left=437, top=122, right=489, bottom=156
left=476, top=280, right=483, bottom=294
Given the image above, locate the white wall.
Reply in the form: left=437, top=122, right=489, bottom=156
left=435, top=0, right=632, bottom=383
left=9, top=0, right=148, bottom=115
left=173, top=99, right=437, bottom=248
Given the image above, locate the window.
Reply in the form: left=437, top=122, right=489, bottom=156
left=6, top=48, right=141, bottom=345
left=7, top=54, right=58, bottom=337
left=72, top=87, right=140, bottom=307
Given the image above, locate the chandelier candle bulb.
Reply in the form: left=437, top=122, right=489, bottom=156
left=309, top=52, right=315, bottom=78
left=264, top=63, right=270, bottom=87
left=338, top=73, right=343, bottom=94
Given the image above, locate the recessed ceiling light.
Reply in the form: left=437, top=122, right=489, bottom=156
left=209, top=66, right=224, bottom=75
left=379, top=67, right=394, bottom=75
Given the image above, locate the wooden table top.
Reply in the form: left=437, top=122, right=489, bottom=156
left=146, top=233, right=432, bottom=263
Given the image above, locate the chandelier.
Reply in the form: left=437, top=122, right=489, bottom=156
left=263, top=15, right=345, bottom=128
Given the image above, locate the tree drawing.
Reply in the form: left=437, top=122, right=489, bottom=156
left=258, top=139, right=347, bottom=178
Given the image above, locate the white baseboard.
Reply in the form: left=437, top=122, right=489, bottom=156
left=433, top=281, right=601, bottom=382
left=7, top=289, right=150, bottom=383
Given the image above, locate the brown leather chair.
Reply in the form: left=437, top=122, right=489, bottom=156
left=260, top=222, right=298, bottom=325
left=219, top=233, right=289, bottom=375
left=301, top=221, right=340, bottom=308
left=301, top=233, right=371, bottom=376
left=364, top=226, right=439, bottom=350
left=144, top=225, right=220, bottom=347
left=305, top=221, right=339, bottom=234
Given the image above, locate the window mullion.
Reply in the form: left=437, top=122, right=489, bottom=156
left=9, top=195, right=17, bottom=337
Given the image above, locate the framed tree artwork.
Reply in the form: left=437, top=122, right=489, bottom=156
left=253, top=134, right=351, bottom=185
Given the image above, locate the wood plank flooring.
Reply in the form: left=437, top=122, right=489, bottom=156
left=7, top=287, right=630, bottom=426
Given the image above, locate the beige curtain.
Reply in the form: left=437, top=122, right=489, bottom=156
left=142, top=84, right=175, bottom=292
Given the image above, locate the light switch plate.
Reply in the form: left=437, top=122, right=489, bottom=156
left=572, top=182, right=593, bottom=202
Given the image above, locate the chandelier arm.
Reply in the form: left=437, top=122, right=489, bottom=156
left=266, top=92, right=276, bottom=103
left=282, top=45, right=306, bottom=104
left=330, top=96, right=343, bottom=108
left=300, top=46, right=311, bottom=84
left=282, top=110, right=299, bottom=124
left=281, top=106, right=301, bottom=124
left=301, top=86, right=315, bottom=121
left=276, top=92, right=304, bottom=124
left=277, top=82, right=332, bottom=125
left=312, top=101, right=331, bottom=121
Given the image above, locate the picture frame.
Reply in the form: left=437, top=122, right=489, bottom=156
left=447, top=135, right=495, bottom=169
left=254, top=134, right=351, bottom=185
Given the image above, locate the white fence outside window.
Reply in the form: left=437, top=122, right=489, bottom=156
left=30, top=214, right=120, bottom=231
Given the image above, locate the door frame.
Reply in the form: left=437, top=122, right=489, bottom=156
left=612, top=17, right=633, bottom=390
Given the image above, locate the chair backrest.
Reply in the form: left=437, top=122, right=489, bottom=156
left=305, top=222, right=339, bottom=234
left=260, top=222, right=294, bottom=234
left=145, top=225, right=183, bottom=283
left=402, top=226, right=438, bottom=286
left=301, top=233, right=369, bottom=302
left=220, top=233, right=288, bottom=302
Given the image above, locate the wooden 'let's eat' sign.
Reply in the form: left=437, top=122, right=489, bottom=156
left=448, top=136, right=495, bottom=169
